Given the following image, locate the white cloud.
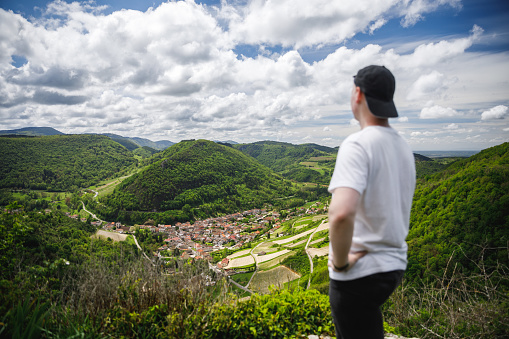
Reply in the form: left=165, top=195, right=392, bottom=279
left=369, top=18, right=387, bottom=35
left=350, top=119, right=360, bottom=126
left=406, top=70, right=449, bottom=100
left=226, top=0, right=395, bottom=48
left=445, top=123, right=459, bottom=130
left=224, top=0, right=462, bottom=49
left=481, top=105, right=508, bottom=120
left=398, top=116, right=409, bottom=122
left=420, top=105, right=461, bottom=119
left=403, top=25, right=483, bottom=68
left=323, top=126, right=331, bottom=132
left=400, top=0, right=461, bottom=27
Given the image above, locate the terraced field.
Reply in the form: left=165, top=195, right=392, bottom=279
left=227, top=249, right=252, bottom=259
left=249, top=266, right=301, bottom=294
left=225, top=255, right=255, bottom=268
left=273, top=229, right=315, bottom=245
left=255, top=249, right=291, bottom=263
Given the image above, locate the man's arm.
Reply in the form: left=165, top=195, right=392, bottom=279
left=328, top=187, right=366, bottom=271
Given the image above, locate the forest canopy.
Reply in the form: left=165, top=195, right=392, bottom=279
left=0, top=135, right=137, bottom=191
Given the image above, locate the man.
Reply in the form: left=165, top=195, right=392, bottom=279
left=328, top=65, right=416, bottom=339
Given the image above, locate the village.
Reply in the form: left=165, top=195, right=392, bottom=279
left=69, top=202, right=327, bottom=270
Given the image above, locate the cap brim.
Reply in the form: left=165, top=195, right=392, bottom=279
left=365, top=95, right=398, bottom=118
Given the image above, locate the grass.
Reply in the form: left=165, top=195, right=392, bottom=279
left=258, top=251, right=296, bottom=270
left=298, top=161, right=327, bottom=175
left=231, top=272, right=254, bottom=286
left=249, top=266, right=301, bottom=294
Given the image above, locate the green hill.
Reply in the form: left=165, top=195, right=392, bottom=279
left=100, top=139, right=295, bottom=223
left=233, top=141, right=336, bottom=184
left=0, top=135, right=137, bottom=191
left=406, top=142, right=509, bottom=282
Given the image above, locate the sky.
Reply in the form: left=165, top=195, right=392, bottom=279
left=0, top=0, right=508, bottom=150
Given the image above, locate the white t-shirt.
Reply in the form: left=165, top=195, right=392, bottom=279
left=328, top=126, right=416, bottom=281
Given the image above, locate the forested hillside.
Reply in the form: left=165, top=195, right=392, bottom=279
left=406, top=142, right=509, bottom=283
left=98, top=139, right=296, bottom=223
left=0, top=135, right=137, bottom=191
left=233, top=141, right=337, bottom=184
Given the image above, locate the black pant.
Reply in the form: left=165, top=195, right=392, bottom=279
left=329, top=270, right=404, bottom=339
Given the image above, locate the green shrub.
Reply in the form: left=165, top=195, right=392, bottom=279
left=203, top=288, right=334, bottom=338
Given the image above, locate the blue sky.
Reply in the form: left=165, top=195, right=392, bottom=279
left=0, top=0, right=508, bottom=150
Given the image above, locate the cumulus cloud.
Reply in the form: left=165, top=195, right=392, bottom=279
left=6, top=66, right=88, bottom=90
left=420, top=105, right=461, bottom=119
left=0, top=1, right=507, bottom=149
left=404, top=25, right=483, bottom=68
left=225, top=0, right=462, bottom=48
left=481, top=105, right=508, bottom=120
left=406, top=70, right=450, bottom=100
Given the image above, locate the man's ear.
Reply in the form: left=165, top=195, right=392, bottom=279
left=354, top=86, right=363, bottom=103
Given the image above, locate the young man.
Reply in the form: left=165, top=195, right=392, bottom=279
left=328, top=65, right=416, bottom=339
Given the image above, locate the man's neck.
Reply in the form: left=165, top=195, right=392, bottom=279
left=359, top=112, right=390, bottom=129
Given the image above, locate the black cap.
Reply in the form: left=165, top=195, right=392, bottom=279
left=353, top=65, right=398, bottom=118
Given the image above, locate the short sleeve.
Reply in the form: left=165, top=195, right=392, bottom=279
left=328, top=138, right=368, bottom=195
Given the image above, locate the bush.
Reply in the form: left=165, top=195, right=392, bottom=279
left=203, top=288, right=334, bottom=338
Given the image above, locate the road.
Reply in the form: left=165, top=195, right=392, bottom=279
left=229, top=277, right=253, bottom=294
left=81, top=201, right=104, bottom=222
left=245, top=241, right=264, bottom=288
left=304, top=220, right=325, bottom=289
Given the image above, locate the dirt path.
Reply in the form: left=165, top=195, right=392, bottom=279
left=305, top=220, right=328, bottom=289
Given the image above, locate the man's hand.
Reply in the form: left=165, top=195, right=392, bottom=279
left=329, top=251, right=368, bottom=272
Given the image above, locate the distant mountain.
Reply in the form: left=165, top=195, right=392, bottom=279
left=102, top=133, right=140, bottom=151
left=416, top=150, right=479, bottom=158
left=0, top=127, right=64, bottom=136
left=84, top=133, right=175, bottom=151
left=0, top=134, right=137, bottom=191
left=214, top=140, right=238, bottom=145
left=100, top=139, right=295, bottom=223
left=130, top=137, right=175, bottom=150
